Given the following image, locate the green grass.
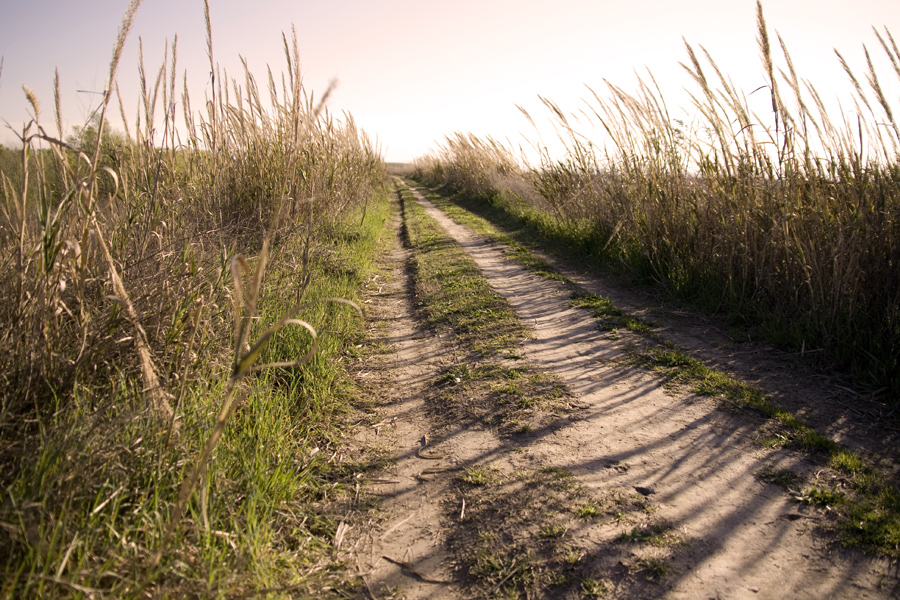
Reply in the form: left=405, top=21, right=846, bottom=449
left=539, top=523, right=568, bottom=538
left=793, top=487, right=846, bottom=508
left=0, top=4, right=387, bottom=593
left=577, top=502, right=604, bottom=520
left=399, top=183, right=525, bottom=356
left=615, top=524, right=679, bottom=548
left=459, top=466, right=499, bottom=487
left=570, top=291, right=653, bottom=334
left=635, top=557, right=670, bottom=581
left=756, top=469, right=800, bottom=488
left=580, top=576, right=608, bottom=596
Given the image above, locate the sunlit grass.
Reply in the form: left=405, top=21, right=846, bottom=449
left=414, top=2, right=900, bottom=398
left=0, top=0, right=385, bottom=595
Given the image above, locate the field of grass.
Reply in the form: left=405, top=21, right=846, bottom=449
left=0, top=1, right=387, bottom=596
left=413, top=2, right=900, bottom=399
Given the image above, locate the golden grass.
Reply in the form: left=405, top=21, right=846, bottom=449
left=415, top=2, right=900, bottom=396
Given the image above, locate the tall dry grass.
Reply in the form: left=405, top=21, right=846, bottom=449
left=414, top=131, right=522, bottom=198
left=416, top=2, right=900, bottom=396
left=0, top=0, right=384, bottom=595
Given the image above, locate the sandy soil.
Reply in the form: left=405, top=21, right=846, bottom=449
left=350, top=186, right=899, bottom=599
left=534, top=240, right=900, bottom=489
left=351, top=209, right=503, bottom=598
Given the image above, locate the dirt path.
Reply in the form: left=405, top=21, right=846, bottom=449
left=351, top=186, right=898, bottom=599
left=351, top=207, right=506, bottom=598
left=532, top=241, right=900, bottom=489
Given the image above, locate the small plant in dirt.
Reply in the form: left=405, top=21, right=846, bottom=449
left=569, top=291, right=617, bottom=313
left=635, top=557, right=670, bottom=581
left=581, top=576, right=608, bottom=597
left=756, top=468, right=800, bottom=488
left=759, top=433, right=791, bottom=449
left=569, top=291, right=653, bottom=335
left=470, top=547, right=537, bottom=593
left=578, top=501, right=603, bottom=519
left=548, top=572, right=571, bottom=587
left=476, top=530, right=496, bottom=543
left=539, top=522, right=568, bottom=539
left=830, top=450, right=867, bottom=475
left=562, top=546, right=587, bottom=564
left=792, top=487, right=846, bottom=508
left=539, top=466, right=576, bottom=485
left=515, top=422, right=533, bottom=434
left=611, top=490, right=654, bottom=520
left=437, top=363, right=473, bottom=384
left=459, top=465, right=498, bottom=486
left=616, top=524, right=678, bottom=547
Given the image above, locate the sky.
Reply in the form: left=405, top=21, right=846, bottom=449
left=1, top=0, right=899, bottom=163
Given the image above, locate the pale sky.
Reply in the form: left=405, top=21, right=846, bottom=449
left=1, top=0, right=898, bottom=163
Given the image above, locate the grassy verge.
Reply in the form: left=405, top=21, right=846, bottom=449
left=405, top=179, right=900, bottom=560
left=0, top=190, right=394, bottom=598
left=0, top=2, right=387, bottom=595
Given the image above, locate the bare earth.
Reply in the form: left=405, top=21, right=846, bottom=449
left=349, top=185, right=899, bottom=599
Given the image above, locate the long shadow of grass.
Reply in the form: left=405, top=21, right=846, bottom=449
left=386, top=177, right=900, bottom=595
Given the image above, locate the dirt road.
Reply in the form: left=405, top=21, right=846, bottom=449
left=350, top=183, right=897, bottom=599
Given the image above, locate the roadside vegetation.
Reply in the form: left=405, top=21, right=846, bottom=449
left=413, top=2, right=900, bottom=399
left=634, top=341, right=900, bottom=558
left=0, top=1, right=385, bottom=597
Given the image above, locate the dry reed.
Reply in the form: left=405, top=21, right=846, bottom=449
left=0, top=0, right=383, bottom=595
left=416, top=2, right=900, bottom=396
